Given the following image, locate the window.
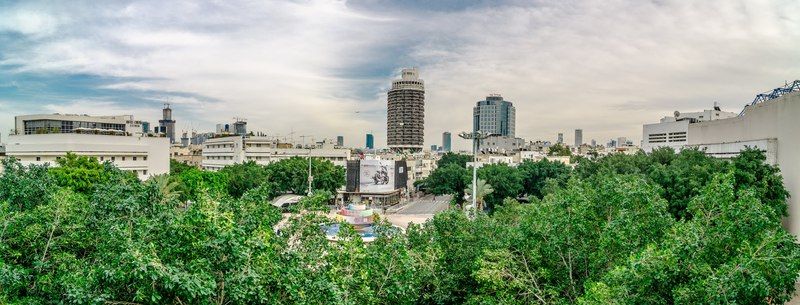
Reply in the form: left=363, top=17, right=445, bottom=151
left=111, top=157, right=116, bottom=161
left=100, top=156, right=104, bottom=161
left=36, top=157, right=41, bottom=161
left=143, top=156, right=147, bottom=161
left=122, top=157, right=126, bottom=161
left=133, top=157, right=137, bottom=161
left=143, top=170, right=147, bottom=175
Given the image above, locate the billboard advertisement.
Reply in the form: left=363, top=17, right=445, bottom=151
left=359, top=160, right=395, bottom=192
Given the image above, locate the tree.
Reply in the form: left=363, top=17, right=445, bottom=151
left=49, top=152, right=116, bottom=194
left=219, top=161, right=269, bottom=198
left=0, top=158, right=55, bottom=211
left=437, top=152, right=472, bottom=168
left=176, top=167, right=228, bottom=201
left=264, top=157, right=345, bottom=195
left=170, top=158, right=194, bottom=175
left=422, top=163, right=470, bottom=203
left=547, top=143, right=572, bottom=156
left=464, top=178, right=493, bottom=211
left=517, top=158, right=571, bottom=199
left=477, top=163, right=523, bottom=210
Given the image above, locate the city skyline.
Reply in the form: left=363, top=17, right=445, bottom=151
left=0, top=1, right=799, bottom=150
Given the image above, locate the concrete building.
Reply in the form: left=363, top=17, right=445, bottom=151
left=158, top=104, right=176, bottom=144
left=171, top=144, right=203, bottom=168
left=336, top=136, right=344, bottom=148
left=574, top=129, right=583, bottom=148
left=8, top=113, right=169, bottom=180
left=557, top=133, right=564, bottom=144
left=473, top=94, right=516, bottom=137
left=201, top=135, right=351, bottom=171
left=430, top=145, right=438, bottom=152
left=10, top=114, right=168, bottom=179
left=682, top=81, right=800, bottom=236
left=641, top=104, right=738, bottom=153
left=479, top=135, right=526, bottom=154
left=387, top=68, right=425, bottom=152
left=442, top=132, right=452, bottom=152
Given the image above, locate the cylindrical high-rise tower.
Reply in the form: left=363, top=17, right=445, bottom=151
left=387, top=68, right=425, bottom=152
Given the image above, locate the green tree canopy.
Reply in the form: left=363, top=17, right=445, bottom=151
left=437, top=152, right=472, bottom=168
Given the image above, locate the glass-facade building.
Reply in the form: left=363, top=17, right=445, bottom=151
left=23, top=119, right=125, bottom=135
left=473, top=95, right=515, bottom=137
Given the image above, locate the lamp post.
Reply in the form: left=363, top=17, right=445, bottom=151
left=458, top=131, right=490, bottom=213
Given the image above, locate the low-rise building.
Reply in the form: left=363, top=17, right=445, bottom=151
left=201, top=136, right=351, bottom=171
left=6, top=114, right=169, bottom=179
left=479, top=135, right=526, bottom=154
left=641, top=105, right=738, bottom=153
left=171, top=144, right=203, bottom=168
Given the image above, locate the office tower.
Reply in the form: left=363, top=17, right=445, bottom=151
left=233, top=120, right=247, bottom=136
left=473, top=94, right=515, bottom=137
left=442, top=132, right=452, bottom=152
left=366, top=133, right=374, bottom=149
left=158, top=104, right=176, bottom=143
left=431, top=145, right=438, bottom=151
left=180, top=131, right=189, bottom=147
left=142, top=122, right=150, bottom=134
left=387, top=68, right=425, bottom=152
left=337, top=136, right=344, bottom=147
left=574, top=129, right=583, bottom=147
left=557, top=133, right=564, bottom=144
left=591, top=139, right=597, bottom=147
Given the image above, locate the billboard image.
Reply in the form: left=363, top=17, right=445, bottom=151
left=359, top=160, right=395, bottom=192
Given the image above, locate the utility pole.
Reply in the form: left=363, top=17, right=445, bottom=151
left=458, top=131, right=490, bottom=215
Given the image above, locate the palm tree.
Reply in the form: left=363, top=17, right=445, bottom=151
left=151, top=174, right=181, bottom=204
left=464, top=179, right=493, bottom=212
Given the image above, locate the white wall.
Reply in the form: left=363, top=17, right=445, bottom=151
left=688, top=91, right=800, bottom=237
left=5, top=133, right=169, bottom=179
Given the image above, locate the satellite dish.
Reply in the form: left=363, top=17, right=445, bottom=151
left=674, top=111, right=680, bottom=118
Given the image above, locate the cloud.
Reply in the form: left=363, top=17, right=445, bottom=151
left=0, top=0, right=799, bottom=149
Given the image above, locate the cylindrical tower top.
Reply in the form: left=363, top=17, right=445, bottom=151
left=391, top=68, right=424, bottom=91
left=162, top=103, right=172, bottom=120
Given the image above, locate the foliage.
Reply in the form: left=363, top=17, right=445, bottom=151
left=464, top=178, right=493, bottom=211
left=219, top=161, right=269, bottom=198
left=437, top=152, right=472, bottom=168
left=422, top=163, right=469, bottom=203
left=547, top=143, right=572, bottom=156
left=477, top=163, right=523, bottom=210
left=517, top=158, right=571, bottom=199
left=1, top=147, right=798, bottom=304
left=169, top=158, right=194, bottom=175
left=49, top=152, right=132, bottom=194
left=265, top=157, right=345, bottom=195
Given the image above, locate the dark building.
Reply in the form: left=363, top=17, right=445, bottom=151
left=158, top=104, right=176, bottom=143
left=442, top=132, right=452, bottom=152
left=337, top=135, right=344, bottom=147
left=387, top=68, right=424, bottom=152
left=366, top=133, right=374, bottom=149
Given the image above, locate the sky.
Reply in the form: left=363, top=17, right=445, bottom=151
left=1, top=0, right=799, bottom=150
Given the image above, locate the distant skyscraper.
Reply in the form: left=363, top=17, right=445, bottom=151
left=233, top=120, right=247, bottom=136
left=366, top=133, right=374, bottom=149
left=618, top=136, right=629, bottom=147
left=337, top=136, right=344, bottom=147
left=442, top=132, right=452, bottom=152
left=158, top=104, right=176, bottom=144
left=591, top=139, right=597, bottom=147
left=473, top=94, right=515, bottom=137
left=574, top=129, right=583, bottom=147
left=180, top=131, right=189, bottom=147
left=557, top=133, right=564, bottom=144
left=431, top=145, right=438, bottom=151
left=387, top=68, right=425, bottom=152
left=142, top=121, right=150, bottom=134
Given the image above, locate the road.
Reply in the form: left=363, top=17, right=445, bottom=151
left=397, top=194, right=451, bottom=214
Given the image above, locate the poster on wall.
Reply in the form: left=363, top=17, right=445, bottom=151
left=359, top=160, right=395, bottom=192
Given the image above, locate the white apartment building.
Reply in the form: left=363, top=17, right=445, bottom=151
left=7, top=114, right=169, bottom=179
left=201, top=136, right=351, bottom=171
left=479, top=135, right=526, bottom=154
left=641, top=105, right=738, bottom=153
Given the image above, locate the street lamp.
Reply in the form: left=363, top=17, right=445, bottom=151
left=458, top=131, right=491, bottom=214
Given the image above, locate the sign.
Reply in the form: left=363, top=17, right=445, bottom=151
left=359, top=160, right=395, bottom=192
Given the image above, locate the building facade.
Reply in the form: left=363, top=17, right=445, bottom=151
left=641, top=106, right=738, bottom=153
left=479, top=135, right=526, bottom=154
left=337, top=136, right=344, bottom=148
left=158, top=104, right=176, bottom=144
left=387, top=68, right=425, bottom=152
left=473, top=94, right=515, bottom=137
left=201, top=136, right=351, bottom=171
left=557, top=133, right=564, bottom=144
left=574, top=129, right=583, bottom=148
left=442, top=132, right=452, bottom=152
left=366, top=133, right=374, bottom=150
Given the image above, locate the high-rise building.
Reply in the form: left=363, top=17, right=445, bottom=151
left=233, top=119, right=247, bottom=136
left=591, top=139, right=597, bottom=147
left=158, top=104, right=176, bottom=144
left=574, top=129, right=583, bottom=148
left=617, top=136, right=628, bottom=147
left=442, top=132, right=452, bottom=152
left=366, top=133, right=374, bottom=150
left=337, top=136, right=344, bottom=147
left=557, top=133, right=564, bottom=144
left=387, top=68, right=425, bottom=152
left=431, top=145, right=438, bottom=152
left=473, top=94, right=515, bottom=137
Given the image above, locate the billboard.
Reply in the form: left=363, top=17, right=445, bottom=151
left=359, top=160, right=395, bottom=192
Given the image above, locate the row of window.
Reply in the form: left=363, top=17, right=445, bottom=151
left=206, top=144, right=235, bottom=149
left=27, top=155, right=147, bottom=162
left=23, top=120, right=126, bottom=135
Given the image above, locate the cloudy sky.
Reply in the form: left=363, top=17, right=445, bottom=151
left=1, top=0, right=798, bottom=150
